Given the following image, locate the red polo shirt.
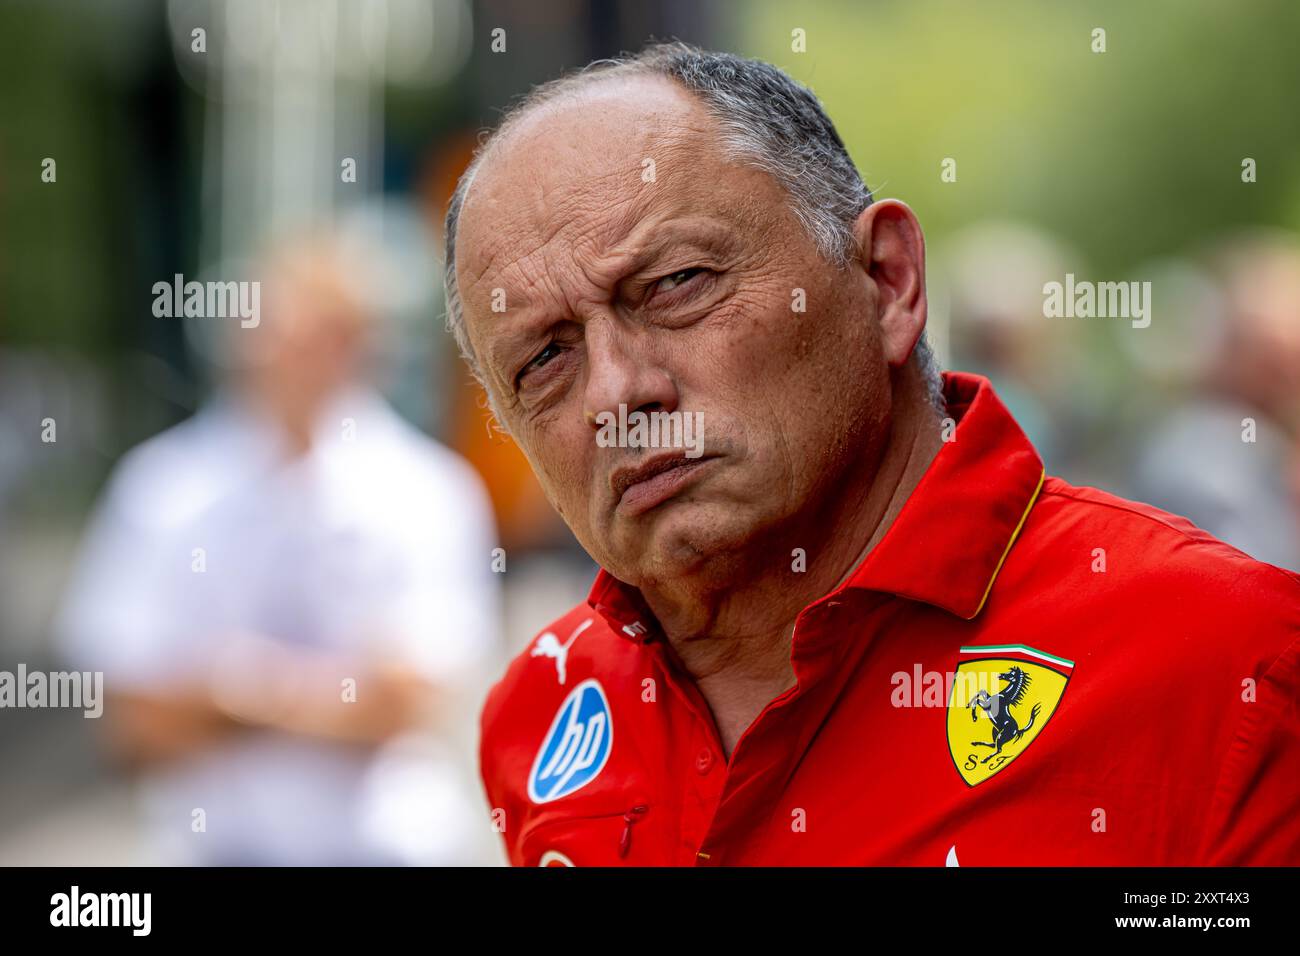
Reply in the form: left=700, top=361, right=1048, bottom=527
left=478, top=372, right=1300, bottom=865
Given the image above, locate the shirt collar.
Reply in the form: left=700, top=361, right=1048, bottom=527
left=587, top=371, right=1045, bottom=641
left=839, top=371, right=1045, bottom=619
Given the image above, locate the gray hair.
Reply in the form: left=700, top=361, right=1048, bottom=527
left=444, top=41, right=945, bottom=415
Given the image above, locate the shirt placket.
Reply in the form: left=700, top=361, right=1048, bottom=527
left=633, top=632, right=731, bottom=865
left=592, top=586, right=884, bottom=866
left=693, top=596, right=882, bottom=865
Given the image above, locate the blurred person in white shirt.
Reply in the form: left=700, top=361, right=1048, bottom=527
left=54, top=232, right=500, bottom=865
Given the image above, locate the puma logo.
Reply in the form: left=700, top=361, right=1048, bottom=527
left=530, top=619, right=593, bottom=685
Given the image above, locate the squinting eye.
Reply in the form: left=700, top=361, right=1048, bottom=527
left=520, top=342, right=562, bottom=381
left=654, top=267, right=706, bottom=296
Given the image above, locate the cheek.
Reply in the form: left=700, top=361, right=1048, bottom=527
left=516, top=416, right=595, bottom=521
left=704, top=276, right=877, bottom=407
left=694, top=276, right=887, bottom=473
left=692, top=285, right=803, bottom=387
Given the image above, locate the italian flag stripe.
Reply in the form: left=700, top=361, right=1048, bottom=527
left=958, top=644, right=1075, bottom=669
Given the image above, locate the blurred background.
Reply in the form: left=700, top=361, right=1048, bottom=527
left=2, top=0, right=1298, bottom=865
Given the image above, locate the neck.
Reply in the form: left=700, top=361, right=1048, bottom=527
left=240, top=376, right=335, bottom=459
left=641, top=372, right=945, bottom=701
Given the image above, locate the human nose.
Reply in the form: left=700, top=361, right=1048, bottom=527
left=582, top=316, right=679, bottom=431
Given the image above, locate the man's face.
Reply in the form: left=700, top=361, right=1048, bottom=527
left=241, top=254, right=370, bottom=417
left=455, top=76, right=897, bottom=589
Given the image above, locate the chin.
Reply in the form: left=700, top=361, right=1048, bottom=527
left=616, top=499, right=760, bottom=585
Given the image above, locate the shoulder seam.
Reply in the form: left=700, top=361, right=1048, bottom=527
left=1039, top=485, right=1300, bottom=589
left=1040, top=484, right=1210, bottom=543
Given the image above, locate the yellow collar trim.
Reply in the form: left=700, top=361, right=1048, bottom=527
left=966, top=466, right=1046, bottom=620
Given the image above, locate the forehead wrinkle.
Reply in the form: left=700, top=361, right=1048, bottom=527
left=473, top=209, right=685, bottom=390
left=474, top=179, right=739, bottom=356
left=463, top=160, right=637, bottom=299
left=468, top=94, right=714, bottom=273
left=473, top=181, right=653, bottom=321
left=459, top=82, right=750, bottom=386
left=460, top=78, right=723, bottom=292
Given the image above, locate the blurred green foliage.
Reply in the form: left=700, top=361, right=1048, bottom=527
left=741, top=0, right=1300, bottom=272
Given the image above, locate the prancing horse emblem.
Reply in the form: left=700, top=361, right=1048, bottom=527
left=968, top=666, right=1042, bottom=763
left=947, top=645, right=1073, bottom=786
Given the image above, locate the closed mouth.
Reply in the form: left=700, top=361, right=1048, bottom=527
left=609, top=453, right=719, bottom=513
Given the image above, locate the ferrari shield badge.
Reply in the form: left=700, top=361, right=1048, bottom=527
left=947, top=644, right=1073, bottom=786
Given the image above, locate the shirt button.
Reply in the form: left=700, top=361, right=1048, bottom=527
left=695, top=747, right=714, bottom=774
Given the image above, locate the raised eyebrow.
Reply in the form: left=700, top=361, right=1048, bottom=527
left=485, top=311, right=554, bottom=380
left=481, top=223, right=733, bottom=369
left=610, top=229, right=729, bottom=290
